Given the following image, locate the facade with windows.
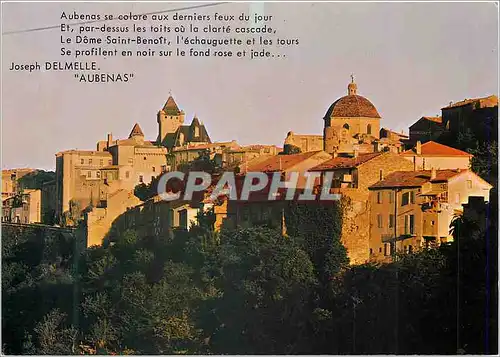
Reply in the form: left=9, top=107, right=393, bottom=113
left=368, top=168, right=492, bottom=262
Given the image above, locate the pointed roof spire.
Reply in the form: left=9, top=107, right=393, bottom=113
left=191, top=115, right=201, bottom=126
left=163, top=94, right=181, bottom=115
left=129, top=123, right=144, bottom=138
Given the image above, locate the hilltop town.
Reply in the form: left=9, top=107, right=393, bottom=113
left=2, top=77, right=498, bottom=265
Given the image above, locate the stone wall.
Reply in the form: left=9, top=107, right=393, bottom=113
left=84, top=189, right=142, bottom=247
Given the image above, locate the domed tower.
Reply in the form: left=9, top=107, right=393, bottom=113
left=323, top=76, right=381, bottom=153
left=157, top=94, right=185, bottom=146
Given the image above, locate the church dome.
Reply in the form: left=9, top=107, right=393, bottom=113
left=324, top=77, right=381, bottom=119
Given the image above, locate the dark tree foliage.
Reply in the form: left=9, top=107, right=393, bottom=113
left=133, top=175, right=162, bottom=202
left=280, top=144, right=302, bottom=155
left=18, top=170, right=56, bottom=190
left=2, top=197, right=497, bottom=355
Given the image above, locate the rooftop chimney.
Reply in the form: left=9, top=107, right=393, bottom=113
left=107, top=133, right=113, bottom=147
left=431, top=167, right=436, bottom=180
left=416, top=141, right=422, bottom=155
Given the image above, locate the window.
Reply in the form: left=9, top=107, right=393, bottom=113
left=467, top=180, right=472, bottom=189
left=343, top=123, right=350, bottom=130
left=384, top=243, right=389, bottom=256
left=89, top=159, right=92, bottom=164
left=367, top=124, right=372, bottom=135
left=96, top=171, right=100, bottom=178
left=379, top=169, right=383, bottom=181
left=152, top=166, right=156, bottom=172
left=144, top=156, right=147, bottom=161
left=422, top=158, right=426, bottom=169
left=161, top=165, right=167, bottom=172
left=87, top=171, right=92, bottom=178
left=370, top=248, right=373, bottom=255
left=410, top=191, right=415, bottom=204
left=389, top=214, right=395, bottom=228
left=377, top=214, right=383, bottom=228
left=402, top=192, right=409, bottom=206
left=379, top=247, right=382, bottom=253
left=409, top=214, right=415, bottom=234
left=194, top=126, right=200, bottom=137
left=377, top=191, right=382, bottom=204
left=125, top=171, right=130, bottom=179
left=455, top=193, right=461, bottom=204
left=139, top=175, right=144, bottom=183
left=81, top=159, right=84, bottom=164
left=389, top=191, right=394, bottom=204
left=128, top=158, right=133, bottom=164
left=100, top=159, right=103, bottom=166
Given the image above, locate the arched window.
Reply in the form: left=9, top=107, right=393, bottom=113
left=367, top=124, right=372, bottom=135
left=343, top=123, right=350, bottom=130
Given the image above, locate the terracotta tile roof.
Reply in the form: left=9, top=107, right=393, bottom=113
left=324, top=95, right=381, bottom=119
left=369, top=169, right=463, bottom=189
left=246, top=151, right=324, bottom=172
left=421, top=116, right=442, bottom=123
left=441, top=95, right=498, bottom=110
left=310, top=152, right=382, bottom=171
left=400, top=141, right=472, bottom=157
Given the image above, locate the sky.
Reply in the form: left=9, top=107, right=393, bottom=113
left=2, top=2, right=498, bottom=171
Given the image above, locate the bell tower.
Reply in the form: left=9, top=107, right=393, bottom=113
left=348, top=74, right=357, bottom=95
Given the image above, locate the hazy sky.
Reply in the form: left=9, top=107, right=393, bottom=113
left=2, top=2, right=498, bottom=171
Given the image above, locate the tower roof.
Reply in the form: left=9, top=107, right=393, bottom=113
left=162, top=95, right=182, bottom=115
left=129, top=123, right=144, bottom=138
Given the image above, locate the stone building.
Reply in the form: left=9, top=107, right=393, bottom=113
left=283, top=76, right=405, bottom=157
left=2, top=189, right=42, bottom=224
left=309, top=151, right=414, bottom=264
left=323, top=77, right=381, bottom=154
left=55, top=95, right=211, bottom=222
left=408, top=116, right=444, bottom=145
left=441, top=95, right=498, bottom=139
left=368, top=169, right=492, bottom=262
left=2, top=168, right=36, bottom=200
left=400, top=140, right=472, bottom=170
left=283, top=132, right=324, bottom=153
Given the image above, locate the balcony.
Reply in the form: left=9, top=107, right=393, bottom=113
left=381, top=233, right=395, bottom=242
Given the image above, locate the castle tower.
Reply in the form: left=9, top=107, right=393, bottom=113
left=157, top=95, right=185, bottom=145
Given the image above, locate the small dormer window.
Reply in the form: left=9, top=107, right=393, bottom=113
left=194, top=126, right=200, bottom=137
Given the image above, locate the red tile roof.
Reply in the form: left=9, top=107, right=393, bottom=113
left=400, top=141, right=472, bottom=157
left=246, top=151, right=324, bottom=172
left=310, top=152, right=382, bottom=171
left=369, top=169, right=464, bottom=189
left=441, top=95, right=498, bottom=110
left=422, top=116, right=442, bottom=123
